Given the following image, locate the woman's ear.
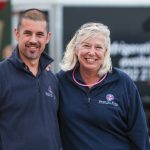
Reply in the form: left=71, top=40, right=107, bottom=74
left=104, top=48, right=108, bottom=56
left=74, top=46, right=79, bottom=56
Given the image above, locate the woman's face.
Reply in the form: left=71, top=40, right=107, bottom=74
left=75, top=34, right=107, bottom=73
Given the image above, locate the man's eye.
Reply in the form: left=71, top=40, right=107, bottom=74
left=24, top=32, right=31, bottom=35
left=37, top=33, right=44, bottom=37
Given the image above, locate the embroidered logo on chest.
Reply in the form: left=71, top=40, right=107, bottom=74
left=98, top=94, right=118, bottom=107
left=45, top=86, right=56, bottom=100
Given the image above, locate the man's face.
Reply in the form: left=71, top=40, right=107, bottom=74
left=14, top=18, right=51, bottom=62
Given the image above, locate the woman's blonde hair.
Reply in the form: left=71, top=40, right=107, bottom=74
left=60, top=22, right=112, bottom=76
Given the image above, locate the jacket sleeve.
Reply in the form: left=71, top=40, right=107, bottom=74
left=127, top=82, right=150, bottom=150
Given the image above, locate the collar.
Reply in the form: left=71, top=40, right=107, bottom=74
left=74, top=67, right=119, bottom=86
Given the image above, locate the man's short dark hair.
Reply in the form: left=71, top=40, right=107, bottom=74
left=17, top=8, right=49, bottom=31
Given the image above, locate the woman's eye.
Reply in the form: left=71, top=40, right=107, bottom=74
left=96, top=46, right=102, bottom=49
left=96, top=46, right=105, bottom=51
left=83, top=44, right=90, bottom=48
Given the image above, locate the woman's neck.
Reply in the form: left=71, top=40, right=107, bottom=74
left=72, top=67, right=107, bottom=88
left=79, top=67, right=100, bottom=85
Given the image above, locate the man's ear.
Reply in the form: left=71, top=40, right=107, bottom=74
left=46, top=32, right=51, bottom=44
left=14, top=28, right=19, bottom=41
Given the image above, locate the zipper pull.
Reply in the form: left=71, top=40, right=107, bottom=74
left=88, top=97, right=91, bottom=103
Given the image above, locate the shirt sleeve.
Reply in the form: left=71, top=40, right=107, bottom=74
left=127, top=82, right=150, bottom=150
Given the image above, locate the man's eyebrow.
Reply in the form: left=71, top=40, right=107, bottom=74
left=23, top=30, right=31, bottom=33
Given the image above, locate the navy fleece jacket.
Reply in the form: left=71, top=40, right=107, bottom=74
left=0, top=47, right=62, bottom=150
left=57, top=67, right=150, bottom=150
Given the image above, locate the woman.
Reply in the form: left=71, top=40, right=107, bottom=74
left=57, top=22, right=150, bottom=150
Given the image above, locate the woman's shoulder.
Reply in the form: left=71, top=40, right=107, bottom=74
left=56, top=70, right=65, bottom=78
left=112, top=67, right=134, bottom=83
left=56, top=70, right=72, bottom=79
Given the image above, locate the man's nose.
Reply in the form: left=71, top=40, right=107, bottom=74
left=30, top=35, right=37, bottom=43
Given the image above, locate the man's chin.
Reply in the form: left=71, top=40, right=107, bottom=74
left=26, top=54, right=39, bottom=60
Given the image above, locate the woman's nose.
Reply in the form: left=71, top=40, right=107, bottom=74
left=88, top=46, right=96, bottom=54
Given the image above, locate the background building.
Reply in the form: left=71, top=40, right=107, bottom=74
left=0, top=0, right=11, bottom=58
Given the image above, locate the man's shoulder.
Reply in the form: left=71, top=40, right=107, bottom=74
left=0, top=59, right=10, bottom=69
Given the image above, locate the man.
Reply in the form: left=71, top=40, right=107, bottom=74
left=0, top=9, right=62, bottom=150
